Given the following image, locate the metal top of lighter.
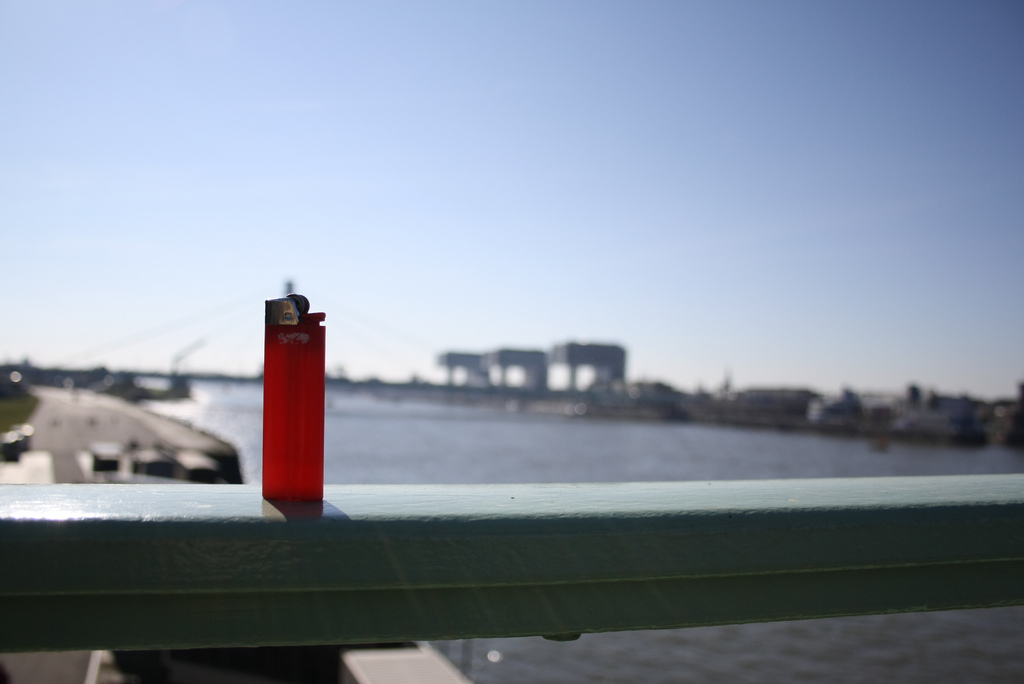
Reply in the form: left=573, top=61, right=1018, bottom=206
left=265, top=293, right=311, bottom=325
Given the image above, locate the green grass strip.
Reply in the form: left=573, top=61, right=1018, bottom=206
left=0, top=395, right=39, bottom=431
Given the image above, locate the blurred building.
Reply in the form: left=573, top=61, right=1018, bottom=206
left=1003, top=384, right=1024, bottom=447
left=807, top=389, right=863, bottom=425
left=550, top=342, right=627, bottom=391
left=438, top=342, right=628, bottom=393
left=436, top=353, right=489, bottom=388
left=482, top=349, right=548, bottom=391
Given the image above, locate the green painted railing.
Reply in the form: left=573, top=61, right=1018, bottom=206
left=2, top=475, right=1024, bottom=652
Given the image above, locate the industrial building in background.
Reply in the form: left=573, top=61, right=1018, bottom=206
left=550, top=342, right=627, bottom=391
left=438, top=342, right=627, bottom=392
left=436, top=353, right=490, bottom=388
left=483, top=349, right=548, bottom=391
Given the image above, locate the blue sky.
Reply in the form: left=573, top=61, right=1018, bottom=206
left=1, top=0, right=1022, bottom=397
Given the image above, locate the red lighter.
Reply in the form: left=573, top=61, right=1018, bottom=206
left=262, top=293, right=326, bottom=501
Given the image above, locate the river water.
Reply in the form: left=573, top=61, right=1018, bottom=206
left=148, top=381, right=1024, bottom=683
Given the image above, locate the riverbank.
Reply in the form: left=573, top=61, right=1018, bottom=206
left=27, top=387, right=241, bottom=484
left=314, top=381, right=1017, bottom=448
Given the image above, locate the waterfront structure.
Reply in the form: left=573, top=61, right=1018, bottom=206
left=482, top=349, right=548, bottom=391
left=1005, top=384, right=1024, bottom=446
left=439, top=342, right=627, bottom=392
left=437, top=352, right=489, bottom=387
left=550, top=342, right=627, bottom=391
left=807, top=388, right=863, bottom=424
left=687, top=387, right=818, bottom=429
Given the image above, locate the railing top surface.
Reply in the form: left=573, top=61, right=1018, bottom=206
left=2, top=475, right=1024, bottom=598
left=3, top=475, right=1024, bottom=651
left=2, top=474, right=1023, bottom=525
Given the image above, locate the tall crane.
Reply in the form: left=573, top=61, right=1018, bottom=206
left=171, top=339, right=206, bottom=377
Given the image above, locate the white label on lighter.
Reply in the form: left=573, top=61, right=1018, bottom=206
left=277, top=332, right=310, bottom=345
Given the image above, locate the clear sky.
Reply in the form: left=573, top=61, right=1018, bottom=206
left=1, top=0, right=1022, bottom=398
